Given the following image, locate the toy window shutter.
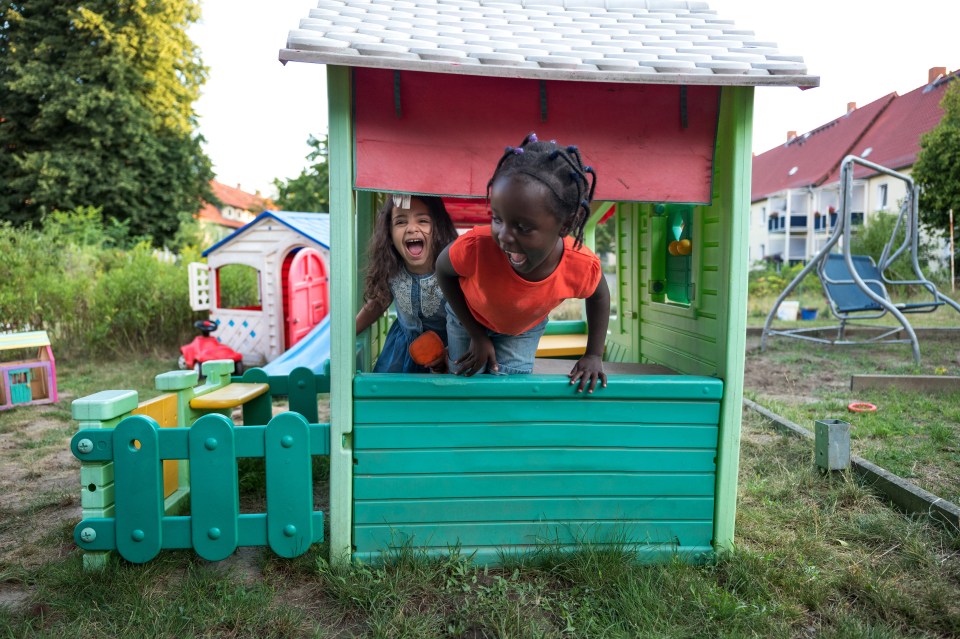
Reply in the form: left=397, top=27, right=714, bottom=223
left=188, top=262, right=211, bottom=311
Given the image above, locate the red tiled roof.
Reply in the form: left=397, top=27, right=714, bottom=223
left=825, top=72, right=956, bottom=182
left=751, top=93, right=894, bottom=202
left=197, top=180, right=276, bottom=229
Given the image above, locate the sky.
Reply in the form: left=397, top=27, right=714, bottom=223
left=190, top=0, right=960, bottom=198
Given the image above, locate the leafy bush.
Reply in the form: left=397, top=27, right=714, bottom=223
left=217, top=264, right=262, bottom=309
left=748, top=262, right=806, bottom=298
left=850, top=210, right=935, bottom=282
left=0, top=208, right=201, bottom=357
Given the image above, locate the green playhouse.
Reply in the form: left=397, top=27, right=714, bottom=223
left=70, top=0, right=817, bottom=568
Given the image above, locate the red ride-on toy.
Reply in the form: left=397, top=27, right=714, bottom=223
left=178, top=319, right=244, bottom=377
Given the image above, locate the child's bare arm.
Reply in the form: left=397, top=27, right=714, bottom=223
left=569, top=275, right=610, bottom=393
left=356, top=299, right=391, bottom=336
left=436, top=246, right=498, bottom=375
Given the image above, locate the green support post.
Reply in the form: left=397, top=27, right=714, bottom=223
left=155, top=368, right=199, bottom=514
left=155, top=369, right=199, bottom=427
left=327, top=64, right=357, bottom=565
left=72, top=389, right=139, bottom=570
left=712, top=86, right=753, bottom=551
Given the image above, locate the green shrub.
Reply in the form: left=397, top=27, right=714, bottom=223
left=748, top=262, right=806, bottom=298
left=217, top=263, right=262, bottom=309
left=850, top=210, right=939, bottom=287
left=0, top=209, right=201, bottom=357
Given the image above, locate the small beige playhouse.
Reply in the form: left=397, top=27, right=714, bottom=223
left=189, top=211, right=331, bottom=367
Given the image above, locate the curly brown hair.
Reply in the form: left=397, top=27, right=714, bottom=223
left=362, top=195, right=458, bottom=308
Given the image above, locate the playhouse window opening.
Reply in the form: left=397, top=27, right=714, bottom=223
left=217, top=264, right=263, bottom=310
left=0, top=346, right=38, bottom=364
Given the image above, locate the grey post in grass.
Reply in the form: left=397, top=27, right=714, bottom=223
left=815, top=419, right=851, bottom=472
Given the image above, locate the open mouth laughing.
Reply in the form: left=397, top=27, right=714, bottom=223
left=505, top=250, right=527, bottom=267
left=405, top=238, right=425, bottom=257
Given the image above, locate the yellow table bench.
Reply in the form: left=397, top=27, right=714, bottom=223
left=190, top=383, right=272, bottom=425
left=535, top=333, right=588, bottom=358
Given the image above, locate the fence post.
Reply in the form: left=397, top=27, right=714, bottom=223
left=113, top=415, right=164, bottom=563
left=815, top=419, right=851, bottom=471
left=72, top=389, right=140, bottom=570
left=189, top=413, right=239, bottom=561
left=265, top=412, right=314, bottom=557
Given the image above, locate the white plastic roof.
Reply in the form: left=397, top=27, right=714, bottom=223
left=202, top=211, right=330, bottom=257
left=280, top=0, right=818, bottom=87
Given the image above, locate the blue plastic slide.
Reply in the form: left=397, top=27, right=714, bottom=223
left=262, top=315, right=331, bottom=376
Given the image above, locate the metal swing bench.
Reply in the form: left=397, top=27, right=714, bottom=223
left=761, top=155, right=960, bottom=363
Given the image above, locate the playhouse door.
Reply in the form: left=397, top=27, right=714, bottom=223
left=284, top=248, right=329, bottom=349
left=605, top=204, right=641, bottom=362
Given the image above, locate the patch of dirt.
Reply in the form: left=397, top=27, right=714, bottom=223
left=0, top=583, right=31, bottom=611
left=743, top=336, right=852, bottom=399
left=0, top=403, right=80, bottom=573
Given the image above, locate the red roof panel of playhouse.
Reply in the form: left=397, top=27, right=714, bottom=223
left=443, top=199, right=616, bottom=229
left=355, top=69, right=721, bottom=204
left=444, top=198, right=490, bottom=228
left=824, top=73, right=957, bottom=182
left=751, top=94, right=894, bottom=202
left=198, top=180, right=277, bottom=228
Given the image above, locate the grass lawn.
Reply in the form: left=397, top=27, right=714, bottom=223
left=1, top=349, right=959, bottom=637
left=745, top=332, right=960, bottom=505
left=746, top=288, right=960, bottom=329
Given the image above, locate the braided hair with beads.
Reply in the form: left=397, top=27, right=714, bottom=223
left=486, top=132, right=597, bottom=249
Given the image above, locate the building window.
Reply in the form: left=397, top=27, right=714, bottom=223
left=878, top=184, right=888, bottom=210
left=761, top=206, right=767, bottom=224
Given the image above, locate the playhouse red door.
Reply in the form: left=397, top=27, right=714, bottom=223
left=284, top=248, right=329, bottom=349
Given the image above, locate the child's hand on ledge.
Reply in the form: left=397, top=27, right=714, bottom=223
left=426, top=352, right=448, bottom=374
left=568, top=355, right=607, bottom=394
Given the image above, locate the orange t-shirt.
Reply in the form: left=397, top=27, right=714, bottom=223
left=448, top=225, right=602, bottom=335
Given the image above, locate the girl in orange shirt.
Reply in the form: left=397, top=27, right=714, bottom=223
left=436, top=133, right=610, bottom=393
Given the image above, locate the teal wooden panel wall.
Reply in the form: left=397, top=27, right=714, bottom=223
left=352, top=374, right=721, bottom=564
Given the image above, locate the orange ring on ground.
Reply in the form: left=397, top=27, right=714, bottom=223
left=848, top=402, right=877, bottom=413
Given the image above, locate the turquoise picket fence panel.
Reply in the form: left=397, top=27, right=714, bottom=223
left=71, top=411, right=329, bottom=563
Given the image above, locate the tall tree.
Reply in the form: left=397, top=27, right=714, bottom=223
left=913, top=78, right=960, bottom=236
left=0, top=0, right=214, bottom=243
left=272, top=134, right=330, bottom=212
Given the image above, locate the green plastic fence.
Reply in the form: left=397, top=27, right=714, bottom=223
left=72, top=412, right=329, bottom=563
